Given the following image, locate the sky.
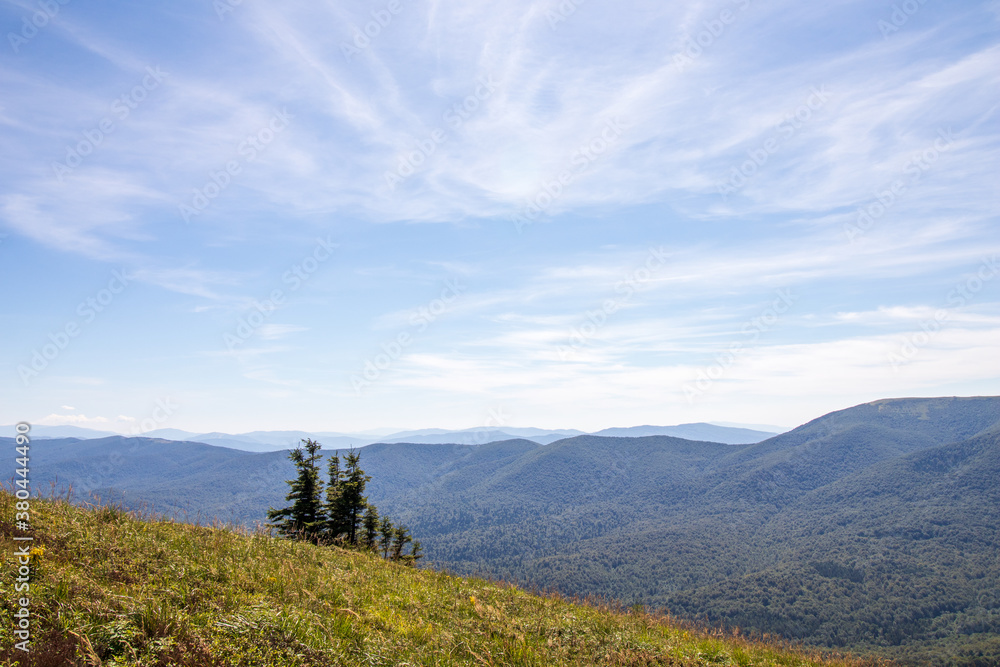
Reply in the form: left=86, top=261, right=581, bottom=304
left=1, top=0, right=998, bottom=435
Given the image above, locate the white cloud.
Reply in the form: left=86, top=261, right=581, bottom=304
left=3, top=1, right=996, bottom=250
left=37, top=413, right=110, bottom=426
left=0, top=1, right=996, bottom=432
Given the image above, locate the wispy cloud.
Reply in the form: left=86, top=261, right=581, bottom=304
left=1, top=0, right=996, bottom=431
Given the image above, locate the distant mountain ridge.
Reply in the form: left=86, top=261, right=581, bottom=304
left=591, top=422, right=778, bottom=443
left=7, top=422, right=779, bottom=450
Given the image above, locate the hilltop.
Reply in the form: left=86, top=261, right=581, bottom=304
left=0, top=492, right=861, bottom=667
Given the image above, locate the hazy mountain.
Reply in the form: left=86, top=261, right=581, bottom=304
left=5, top=424, right=121, bottom=439
left=117, top=428, right=368, bottom=452
left=384, top=426, right=583, bottom=439
left=591, top=422, right=778, bottom=444
left=142, top=428, right=204, bottom=440
left=709, top=421, right=791, bottom=433
left=378, top=429, right=574, bottom=446
left=178, top=435, right=288, bottom=453
left=7, top=423, right=767, bottom=450
left=479, top=426, right=585, bottom=438
left=379, top=430, right=520, bottom=446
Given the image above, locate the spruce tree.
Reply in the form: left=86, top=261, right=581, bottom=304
left=322, top=453, right=349, bottom=542
left=361, top=505, right=380, bottom=550
left=266, top=439, right=325, bottom=542
left=391, top=525, right=412, bottom=561
left=406, top=540, right=424, bottom=566
left=265, top=441, right=419, bottom=559
left=379, top=516, right=394, bottom=559
left=333, top=450, right=371, bottom=545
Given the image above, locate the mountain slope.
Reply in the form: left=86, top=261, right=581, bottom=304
left=729, top=396, right=1000, bottom=460
left=0, top=492, right=855, bottom=667
left=667, top=428, right=1000, bottom=664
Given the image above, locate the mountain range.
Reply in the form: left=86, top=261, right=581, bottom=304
left=8, top=421, right=781, bottom=450
left=4, top=396, right=999, bottom=664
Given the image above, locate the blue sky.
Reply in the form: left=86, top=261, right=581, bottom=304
left=1, top=0, right=998, bottom=434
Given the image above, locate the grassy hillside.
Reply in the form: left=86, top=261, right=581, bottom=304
left=0, top=492, right=864, bottom=667
left=3, top=397, right=998, bottom=663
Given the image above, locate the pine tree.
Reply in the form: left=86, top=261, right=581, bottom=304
left=322, top=453, right=349, bottom=542
left=333, top=450, right=371, bottom=545
left=361, top=505, right=380, bottom=550
left=379, top=516, right=394, bottom=559
left=391, top=525, right=412, bottom=561
left=405, top=540, right=424, bottom=566
left=266, top=439, right=325, bottom=542
left=264, top=442, right=420, bottom=558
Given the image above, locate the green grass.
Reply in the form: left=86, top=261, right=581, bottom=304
left=0, top=491, right=881, bottom=666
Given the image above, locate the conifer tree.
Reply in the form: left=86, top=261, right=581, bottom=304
left=406, top=540, right=423, bottom=566
left=361, top=505, right=380, bottom=550
left=322, top=453, right=350, bottom=542
left=267, top=439, right=325, bottom=542
left=391, top=524, right=412, bottom=561
left=333, top=450, right=371, bottom=545
left=265, top=441, right=419, bottom=558
left=379, top=516, right=394, bottom=559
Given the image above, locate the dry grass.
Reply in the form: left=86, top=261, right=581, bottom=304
left=0, top=491, right=888, bottom=666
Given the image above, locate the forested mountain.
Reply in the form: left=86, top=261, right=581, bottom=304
left=5, top=396, right=999, bottom=664
left=370, top=397, right=1000, bottom=664
left=670, top=427, right=1000, bottom=663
